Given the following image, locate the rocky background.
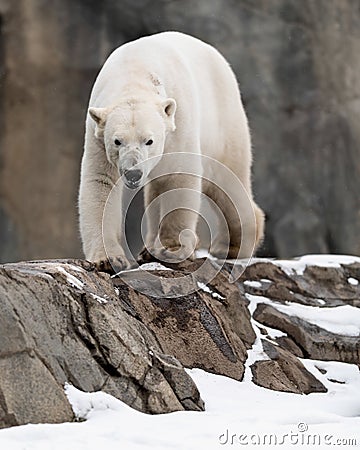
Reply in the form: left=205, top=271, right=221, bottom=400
left=1, top=256, right=359, bottom=428
left=0, top=0, right=359, bottom=262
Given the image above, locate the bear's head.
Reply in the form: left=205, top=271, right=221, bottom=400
left=88, top=97, right=176, bottom=189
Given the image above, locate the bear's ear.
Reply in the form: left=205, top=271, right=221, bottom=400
left=88, top=107, right=108, bottom=138
left=162, top=98, right=176, bottom=131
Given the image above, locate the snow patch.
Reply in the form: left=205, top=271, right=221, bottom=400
left=140, top=262, right=172, bottom=271
left=265, top=326, right=287, bottom=339
left=273, top=254, right=360, bottom=276
left=246, top=293, right=360, bottom=336
left=196, top=281, right=225, bottom=300
left=90, top=293, right=108, bottom=304
left=37, top=273, right=54, bottom=281
left=111, top=262, right=173, bottom=278
left=348, top=277, right=359, bottom=286
left=245, top=293, right=272, bottom=314
left=243, top=294, right=272, bottom=380
left=244, top=280, right=262, bottom=288
left=243, top=331, right=270, bottom=382
left=64, top=383, right=128, bottom=420
left=270, top=302, right=360, bottom=337
left=246, top=294, right=286, bottom=342
left=195, top=248, right=217, bottom=260
left=196, top=253, right=360, bottom=278
left=56, top=266, right=84, bottom=290
left=0, top=364, right=360, bottom=449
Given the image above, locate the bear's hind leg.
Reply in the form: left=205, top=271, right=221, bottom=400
left=205, top=180, right=264, bottom=259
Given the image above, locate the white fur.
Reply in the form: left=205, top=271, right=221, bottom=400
left=79, top=32, right=264, bottom=268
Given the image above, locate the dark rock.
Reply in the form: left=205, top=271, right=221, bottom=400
left=274, top=336, right=304, bottom=358
left=114, top=260, right=256, bottom=381
left=150, top=349, right=204, bottom=411
left=0, top=352, right=74, bottom=428
left=251, top=340, right=327, bottom=394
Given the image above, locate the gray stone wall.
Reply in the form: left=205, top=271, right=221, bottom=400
left=0, top=0, right=359, bottom=262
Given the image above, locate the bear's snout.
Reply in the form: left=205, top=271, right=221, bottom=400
left=124, top=169, right=143, bottom=189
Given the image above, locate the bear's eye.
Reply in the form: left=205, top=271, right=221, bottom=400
left=146, top=139, right=153, bottom=146
left=114, top=139, right=121, bottom=146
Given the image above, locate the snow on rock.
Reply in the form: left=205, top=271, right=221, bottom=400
left=245, top=293, right=272, bottom=314
left=244, top=280, right=262, bottom=288
left=139, top=262, right=172, bottom=271
left=273, top=254, right=360, bottom=276
left=196, top=281, right=225, bottom=300
left=195, top=248, right=217, bottom=260
left=348, top=277, right=359, bottom=286
left=269, top=302, right=360, bottom=337
left=89, top=293, right=108, bottom=304
left=236, top=254, right=360, bottom=276
left=56, top=266, right=84, bottom=290
left=243, top=294, right=272, bottom=382
left=246, top=291, right=360, bottom=337
left=64, top=383, right=127, bottom=420
left=243, top=326, right=270, bottom=383
left=111, top=262, right=173, bottom=278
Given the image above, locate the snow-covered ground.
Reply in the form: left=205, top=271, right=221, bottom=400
left=0, top=363, right=359, bottom=450
left=1, top=253, right=359, bottom=449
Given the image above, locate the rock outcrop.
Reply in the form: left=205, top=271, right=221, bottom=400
left=115, top=259, right=256, bottom=381
left=251, top=340, right=327, bottom=394
left=0, top=255, right=359, bottom=429
left=0, top=259, right=205, bottom=429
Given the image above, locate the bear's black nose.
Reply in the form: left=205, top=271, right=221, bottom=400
left=124, top=169, right=142, bottom=184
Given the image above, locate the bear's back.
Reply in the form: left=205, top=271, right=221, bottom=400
left=109, top=31, right=223, bottom=69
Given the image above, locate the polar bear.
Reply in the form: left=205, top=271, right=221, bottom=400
left=79, top=31, right=264, bottom=271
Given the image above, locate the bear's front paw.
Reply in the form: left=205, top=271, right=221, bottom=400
left=138, top=244, right=195, bottom=265
left=94, top=256, right=129, bottom=274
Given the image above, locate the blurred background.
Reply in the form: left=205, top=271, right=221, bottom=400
left=0, top=0, right=359, bottom=263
